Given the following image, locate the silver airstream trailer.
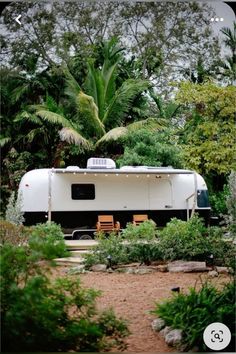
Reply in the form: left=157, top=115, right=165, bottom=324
left=19, top=158, right=210, bottom=238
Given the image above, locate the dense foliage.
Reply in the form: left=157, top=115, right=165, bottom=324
left=153, top=281, right=236, bottom=351
left=0, top=223, right=129, bottom=352
left=84, top=217, right=235, bottom=268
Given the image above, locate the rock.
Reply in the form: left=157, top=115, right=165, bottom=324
left=159, top=326, right=173, bottom=337
left=106, top=268, right=114, bottom=273
left=134, top=267, right=154, bottom=274
left=208, top=270, right=218, bottom=277
left=151, top=318, right=165, bottom=332
left=167, top=261, right=209, bottom=273
left=90, top=264, right=107, bottom=272
left=157, top=265, right=168, bottom=272
left=126, top=268, right=135, bottom=274
left=165, top=329, right=183, bottom=346
left=67, top=265, right=86, bottom=274
left=216, top=266, right=230, bottom=274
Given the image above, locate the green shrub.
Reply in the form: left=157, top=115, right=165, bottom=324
left=0, top=243, right=129, bottom=352
left=84, top=233, right=129, bottom=268
left=121, top=220, right=157, bottom=241
left=159, top=216, right=209, bottom=261
left=127, top=242, right=162, bottom=265
left=153, top=281, right=235, bottom=351
left=206, top=227, right=235, bottom=268
left=158, top=215, right=235, bottom=265
left=0, top=220, right=31, bottom=245
left=28, top=222, right=69, bottom=260
left=209, top=185, right=229, bottom=215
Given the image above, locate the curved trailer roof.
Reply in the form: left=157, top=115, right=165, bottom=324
left=51, top=167, right=194, bottom=175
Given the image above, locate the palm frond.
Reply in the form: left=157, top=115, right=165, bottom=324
left=59, top=127, right=91, bottom=148
left=127, top=117, right=166, bottom=132
left=14, top=111, right=42, bottom=125
left=0, top=136, right=11, bottom=147
left=11, top=83, right=29, bottom=104
left=96, top=126, right=128, bottom=146
left=64, top=67, right=81, bottom=101
left=102, top=60, right=118, bottom=105
left=35, top=110, right=72, bottom=128
left=26, top=128, right=48, bottom=144
left=85, top=62, right=105, bottom=118
left=102, top=79, right=150, bottom=127
left=78, top=91, right=105, bottom=136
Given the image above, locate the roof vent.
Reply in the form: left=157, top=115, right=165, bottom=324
left=87, top=157, right=116, bottom=169
left=66, top=166, right=80, bottom=171
left=120, top=166, right=148, bottom=171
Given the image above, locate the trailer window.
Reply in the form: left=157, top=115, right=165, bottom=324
left=71, top=184, right=95, bottom=200
left=197, top=190, right=209, bottom=207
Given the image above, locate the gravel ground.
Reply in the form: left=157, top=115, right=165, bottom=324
left=54, top=267, right=230, bottom=352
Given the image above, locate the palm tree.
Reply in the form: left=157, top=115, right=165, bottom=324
left=27, top=39, right=157, bottom=147
left=220, top=22, right=236, bottom=84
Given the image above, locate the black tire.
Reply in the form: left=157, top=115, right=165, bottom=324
left=80, top=234, right=93, bottom=240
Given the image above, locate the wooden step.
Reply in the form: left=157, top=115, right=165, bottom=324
left=65, top=240, right=98, bottom=250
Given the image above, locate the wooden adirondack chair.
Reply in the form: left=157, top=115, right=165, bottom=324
left=133, top=214, right=148, bottom=226
left=96, top=215, right=120, bottom=233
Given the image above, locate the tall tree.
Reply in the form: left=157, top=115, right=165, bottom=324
left=220, top=22, right=236, bottom=85
left=1, top=1, right=221, bottom=95
left=176, top=82, right=236, bottom=177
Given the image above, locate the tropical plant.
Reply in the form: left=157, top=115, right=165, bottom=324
left=116, top=129, right=183, bottom=168
left=159, top=216, right=235, bottom=264
left=0, top=242, right=129, bottom=352
left=16, top=39, right=154, bottom=161
left=153, top=281, right=235, bottom=351
left=220, top=22, right=236, bottom=84
left=176, top=82, right=236, bottom=175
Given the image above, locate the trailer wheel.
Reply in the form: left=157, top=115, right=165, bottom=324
left=73, top=232, right=92, bottom=240
left=80, top=234, right=93, bottom=240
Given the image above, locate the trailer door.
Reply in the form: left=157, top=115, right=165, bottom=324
left=149, top=178, right=173, bottom=210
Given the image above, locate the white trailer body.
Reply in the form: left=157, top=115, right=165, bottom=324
left=19, top=159, right=210, bottom=237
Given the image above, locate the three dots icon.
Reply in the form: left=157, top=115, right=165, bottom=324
left=210, top=17, right=224, bottom=22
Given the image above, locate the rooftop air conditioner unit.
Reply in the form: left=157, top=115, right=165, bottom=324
left=87, top=157, right=116, bottom=169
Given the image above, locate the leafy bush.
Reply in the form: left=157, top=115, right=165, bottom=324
left=153, top=281, right=236, bottom=351
left=84, top=233, right=129, bottom=268
left=1, top=243, right=129, bottom=352
left=158, top=216, right=235, bottom=264
left=28, top=222, right=69, bottom=260
left=85, top=223, right=160, bottom=268
left=121, top=220, right=157, bottom=241
left=126, top=242, right=162, bottom=265
left=225, top=170, right=236, bottom=238
left=0, top=220, right=31, bottom=245
left=159, top=216, right=208, bottom=261
left=209, top=185, right=229, bottom=215
left=117, top=129, right=183, bottom=168
left=5, top=191, right=25, bottom=225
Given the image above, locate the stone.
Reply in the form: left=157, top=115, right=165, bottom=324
left=208, top=270, right=218, bottom=277
left=165, top=329, right=183, bottom=346
left=134, top=267, right=154, bottom=274
left=90, top=264, right=107, bottom=272
left=67, top=265, right=86, bottom=274
left=216, top=266, right=230, bottom=274
left=167, top=261, right=208, bottom=273
left=106, top=268, right=114, bottom=273
left=159, top=326, right=173, bottom=337
left=151, top=318, right=165, bottom=332
left=157, top=264, right=168, bottom=272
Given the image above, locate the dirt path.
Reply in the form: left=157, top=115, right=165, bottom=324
left=53, top=268, right=229, bottom=352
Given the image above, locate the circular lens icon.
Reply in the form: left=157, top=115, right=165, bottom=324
left=203, top=322, right=231, bottom=351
